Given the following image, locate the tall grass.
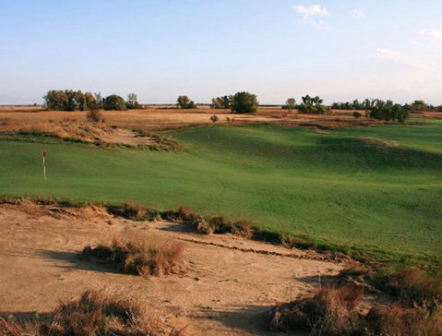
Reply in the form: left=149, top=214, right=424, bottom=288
left=82, top=237, right=185, bottom=277
left=0, top=290, right=187, bottom=336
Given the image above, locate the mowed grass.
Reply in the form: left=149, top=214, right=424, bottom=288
left=1, top=122, right=442, bottom=259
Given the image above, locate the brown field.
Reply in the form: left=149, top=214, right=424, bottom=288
left=0, top=105, right=382, bottom=135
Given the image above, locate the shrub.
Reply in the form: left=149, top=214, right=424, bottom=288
left=177, top=96, right=195, bottom=109
left=82, top=237, right=185, bottom=277
left=269, top=284, right=364, bottom=335
left=86, top=108, right=104, bottom=123
left=103, top=94, right=127, bottom=111
left=231, top=91, right=259, bottom=114
left=353, top=111, right=362, bottom=119
left=210, top=115, right=219, bottom=123
left=365, top=304, right=442, bottom=336
left=107, top=203, right=147, bottom=220
left=211, top=95, right=232, bottom=109
left=373, top=267, right=442, bottom=308
left=0, top=290, right=186, bottom=336
left=126, top=93, right=141, bottom=109
left=177, top=205, right=199, bottom=222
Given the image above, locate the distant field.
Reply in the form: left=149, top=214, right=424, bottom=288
left=1, top=122, right=441, bottom=261
left=0, top=106, right=375, bottom=132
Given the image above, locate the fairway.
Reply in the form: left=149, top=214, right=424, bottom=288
left=1, top=123, right=442, bottom=258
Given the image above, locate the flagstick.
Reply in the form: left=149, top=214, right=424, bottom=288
left=43, top=156, right=47, bottom=180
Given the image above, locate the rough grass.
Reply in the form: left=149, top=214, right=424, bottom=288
left=371, top=267, right=442, bottom=308
left=82, top=237, right=185, bottom=277
left=269, top=283, right=442, bottom=336
left=0, top=290, right=186, bottom=336
left=269, top=284, right=364, bottom=335
left=1, top=123, right=442, bottom=262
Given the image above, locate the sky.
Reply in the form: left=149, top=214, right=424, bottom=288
left=1, top=0, right=442, bottom=105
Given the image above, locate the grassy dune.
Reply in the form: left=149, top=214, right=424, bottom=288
left=1, top=122, right=441, bottom=259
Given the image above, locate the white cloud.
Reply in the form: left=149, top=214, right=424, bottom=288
left=419, top=29, right=442, bottom=42
left=350, top=9, right=365, bottom=18
left=376, top=48, right=402, bottom=63
left=376, top=48, right=441, bottom=71
left=294, top=5, right=329, bottom=17
left=293, top=4, right=330, bottom=29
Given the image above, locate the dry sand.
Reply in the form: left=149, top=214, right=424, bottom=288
left=0, top=201, right=344, bottom=335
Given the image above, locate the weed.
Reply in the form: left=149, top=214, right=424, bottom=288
left=0, top=290, right=187, bottom=336
left=82, top=237, right=185, bottom=277
left=269, top=284, right=364, bottom=335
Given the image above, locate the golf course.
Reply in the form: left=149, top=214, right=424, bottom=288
left=2, top=120, right=441, bottom=262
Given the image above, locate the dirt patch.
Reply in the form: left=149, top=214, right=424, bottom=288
left=0, top=202, right=344, bottom=335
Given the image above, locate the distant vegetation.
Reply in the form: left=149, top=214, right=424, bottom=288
left=211, top=95, right=232, bottom=109
left=44, top=90, right=141, bottom=111
left=231, top=91, right=259, bottom=114
left=298, top=95, right=330, bottom=114
left=177, top=95, right=196, bottom=109
left=333, top=98, right=442, bottom=113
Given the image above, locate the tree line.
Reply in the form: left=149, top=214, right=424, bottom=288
left=44, top=89, right=441, bottom=123
left=44, top=90, right=141, bottom=111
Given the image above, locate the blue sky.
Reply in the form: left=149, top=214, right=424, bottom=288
left=1, top=0, right=441, bottom=105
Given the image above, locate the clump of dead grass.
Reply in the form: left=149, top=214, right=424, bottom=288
left=82, top=237, right=185, bottom=277
left=365, top=304, right=442, bottom=336
left=0, top=290, right=187, bottom=336
left=269, top=278, right=442, bottom=336
left=269, top=284, right=364, bottom=335
left=372, top=267, right=442, bottom=308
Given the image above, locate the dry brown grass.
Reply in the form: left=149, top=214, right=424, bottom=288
left=0, top=106, right=383, bottom=133
left=82, top=237, right=186, bottom=277
left=269, top=278, right=442, bottom=336
left=366, top=304, right=442, bottom=336
left=0, top=290, right=188, bottom=336
left=269, top=284, right=364, bottom=335
left=379, top=268, right=442, bottom=307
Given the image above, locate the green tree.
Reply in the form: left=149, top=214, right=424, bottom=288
left=177, top=95, right=196, bottom=109
left=231, top=92, right=258, bottom=114
left=285, top=98, right=296, bottom=112
left=103, top=94, right=127, bottom=111
left=299, top=95, right=328, bottom=114
left=84, top=92, right=97, bottom=111
left=126, top=93, right=141, bottom=109
left=212, top=95, right=232, bottom=109
left=410, top=100, right=427, bottom=112
left=369, top=100, right=410, bottom=123
left=44, top=90, right=68, bottom=110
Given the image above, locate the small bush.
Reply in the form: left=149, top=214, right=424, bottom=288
left=210, top=115, right=219, bottom=123
left=86, top=109, right=104, bottom=123
left=353, top=111, right=362, bottom=119
left=1, top=290, right=186, bottom=336
left=177, top=205, right=198, bottom=222
left=373, top=267, right=442, bottom=308
left=365, top=304, right=442, bottom=336
left=269, top=284, right=364, bottom=335
left=82, top=237, right=185, bottom=277
left=107, top=203, right=149, bottom=220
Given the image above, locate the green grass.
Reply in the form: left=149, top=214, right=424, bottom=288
left=1, top=122, right=442, bottom=263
